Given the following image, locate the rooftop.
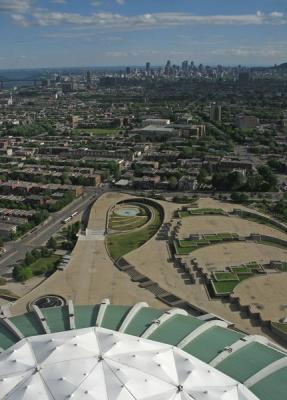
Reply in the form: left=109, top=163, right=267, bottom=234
left=0, top=302, right=286, bottom=400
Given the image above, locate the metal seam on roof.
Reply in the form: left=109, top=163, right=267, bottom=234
left=96, top=299, right=110, bottom=327
left=244, top=357, right=287, bottom=388
left=118, top=302, right=148, bottom=333
left=210, top=335, right=269, bottom=367
left=141, top=308, right=187, bottom=338
left=178, top=320, right=228, bottom=349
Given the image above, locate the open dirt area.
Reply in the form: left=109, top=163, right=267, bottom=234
left=179, top=215, right=287, bottom=241
left=234, top=273, right=287, bottom=322
left=191, top=242, right=287, bottom=273
left=196, top=197, right=268, bottom=216
left=125, top=237, right=278, bottom=337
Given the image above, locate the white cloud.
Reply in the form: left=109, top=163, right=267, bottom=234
left=212, top=44, right=287, bottom=59
left=20, top=10, right=286, bottom=30
left=115, top=0, right=125, bottom=5
left=51, top=0, right=67, bottom=4
left=270, top=11, right=284, bottom=18
left=10, top=13, right=30, bottom=27
left=90, top=1, right=102, bottom=6
left=0, top=0, right=32, bottom=13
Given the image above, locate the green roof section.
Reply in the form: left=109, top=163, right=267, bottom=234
left=124, top=307, right=163, bottom=336
left=74, top=305, right=100, bottom=329
left=11, top=312, right=44, bottom=337
left=41, top=306, right=70, bottom=333
left=148, top=314, right=204, bottom=346
left=0, top=320, right=19, bottom=350
left=101, top=305, right=131, bottom=331
left=250, top=366, right=287, bottom=400
left=183, top=326, right=243, bottom=363
left=217, top=342, right=285, bottom=383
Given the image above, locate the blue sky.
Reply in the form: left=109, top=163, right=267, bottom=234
left=0, top=0, right=287, bottom=69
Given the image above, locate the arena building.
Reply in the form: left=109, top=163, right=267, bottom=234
left=0, top=300, right=286, bottom=400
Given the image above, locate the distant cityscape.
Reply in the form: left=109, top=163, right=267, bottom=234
left=1, top=60, right=287, bottom=90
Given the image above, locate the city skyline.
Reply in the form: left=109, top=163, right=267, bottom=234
left=0, top=0, right=287, bottom=69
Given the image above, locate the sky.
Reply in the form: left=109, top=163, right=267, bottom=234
left=0, top=0, right=287, bottom=69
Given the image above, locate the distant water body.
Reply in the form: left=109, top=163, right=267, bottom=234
left=0, top=66, right=129, bottom=89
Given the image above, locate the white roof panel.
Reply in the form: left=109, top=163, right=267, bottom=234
left=0, top=327, right=260, bottom=400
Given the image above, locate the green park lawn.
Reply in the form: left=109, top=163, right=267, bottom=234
left=28, top=255, right=61, bottom=276
left=213, top=271, right=239, bottom=281
left=74, top=128, right=121, bottom=136
left=110, top=217, right=148, bottom=231
left=230, top=265, right=252, bottom=274
left=107, top=208, right=161, bottom=260
left=212, top=280, right=239, bottom=294
left=212, top=271, right=253, bottom=295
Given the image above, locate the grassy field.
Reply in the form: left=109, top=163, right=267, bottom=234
left=74, top=128, right=121, bottom=136
left=230, top=265, right=252, bottom=274
left=178, top=208, right=225, bottom=218
left=272, top=322, right=287, bottom=334
left=110, top=216, right=149, bottom=231
left=178, top=211, right=190, bottom=218
left=212, top=280, right=239, bottom=294
left=29, top=255, right=61, bottom=276
left=174, top=233, right=240, bottom=255
left=190, top=208, right=225, bottom=216
left=214, top=271, right=239, bottom=281
left=259, top=240, right=287, bottom=251
left=212, top=271, right=253, bottom=296
left=109, top=207, right=149, bottom=232
left=240, top=214, right=287, bottom=234
left=107, top=208, right=162, bottom=260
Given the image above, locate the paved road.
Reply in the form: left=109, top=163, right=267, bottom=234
left=0, top=188, right=106, bottom=275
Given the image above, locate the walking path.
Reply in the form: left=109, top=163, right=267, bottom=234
left=11, top=193, right=162, bottom=315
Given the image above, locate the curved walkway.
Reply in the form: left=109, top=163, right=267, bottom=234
left=11, top=193, right=163, bottom=316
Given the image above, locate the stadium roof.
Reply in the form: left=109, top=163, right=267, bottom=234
left=0, top=326, right=259, bottom=400
left=0, top=301, right=286, bottom=400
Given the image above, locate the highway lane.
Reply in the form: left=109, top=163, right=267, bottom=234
left=0, top=188, right=105, bottom=275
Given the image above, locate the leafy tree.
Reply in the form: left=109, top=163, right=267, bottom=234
left=13, top=266, right=33, bottom=282
left=231, top=192, right=249, bottom=203
left=168, top=176, right=178, bottom=190
left=24, top=252, right=35, bottom=266
left=47, top=237, right=57, bottom=250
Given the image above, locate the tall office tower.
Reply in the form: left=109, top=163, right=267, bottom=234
left=182, top=60, right=189, bottom=72
left=165, top=60, right=172, bottom=75
left=198, top=63, right=204, bottom=73
left=146, top=62, right=151, bottom=73
left=126, top=67, right=131, bottom=75
left=217, top=65, right=223, bottom=73
left=210, top=103, right=222, bottom=122
left=86, top=70, right=92, bottom=87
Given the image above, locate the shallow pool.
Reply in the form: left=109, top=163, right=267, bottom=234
left=115, top=207, right=140, bottom=217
